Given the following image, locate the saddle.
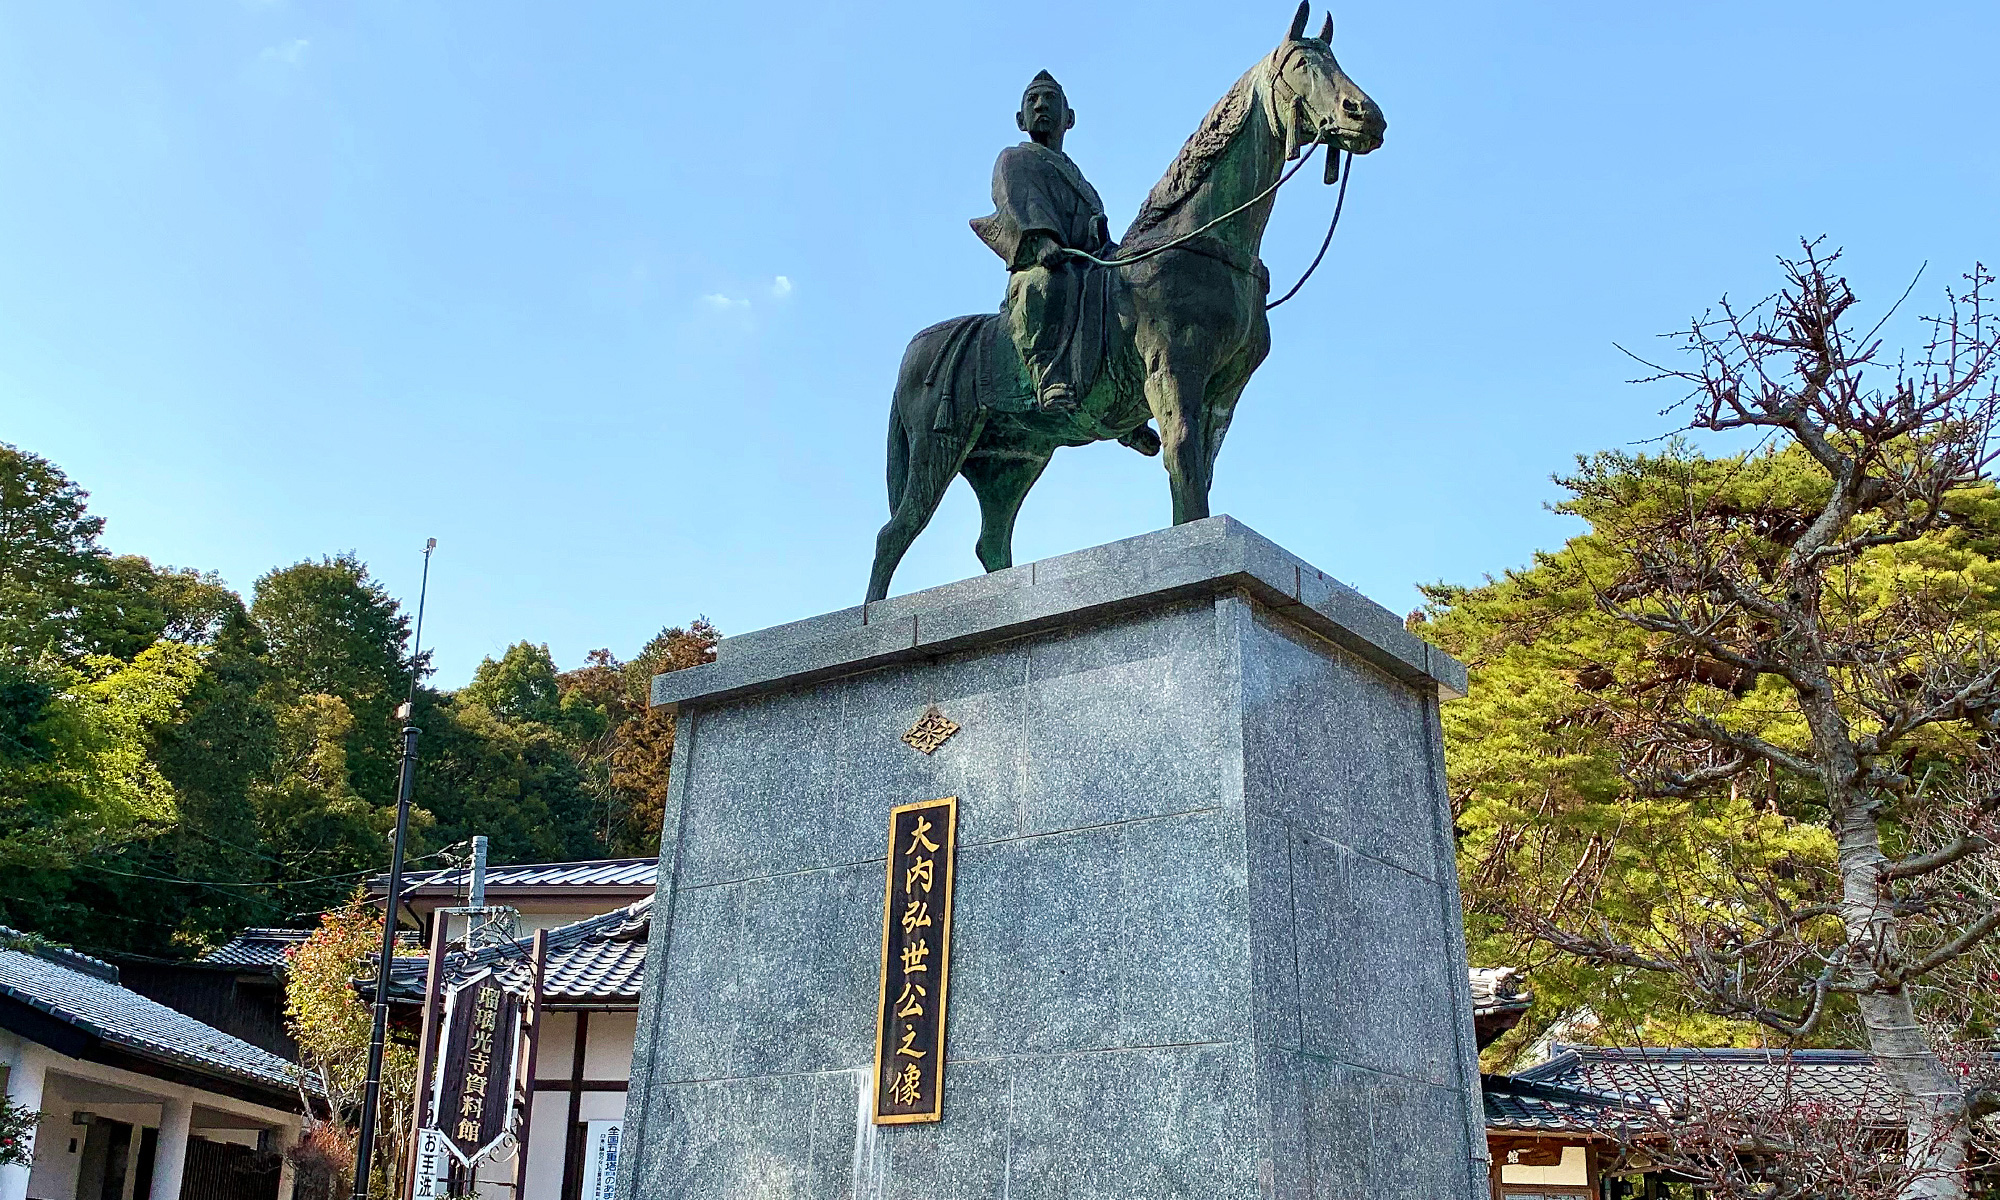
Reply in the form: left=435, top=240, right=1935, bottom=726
left=914, top=313, right=1035, bottom=431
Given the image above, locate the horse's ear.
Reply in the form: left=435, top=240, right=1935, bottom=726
left=1287, top=0, right=1309, bottom=41
left=1319, top=13, right=1334, bottom=42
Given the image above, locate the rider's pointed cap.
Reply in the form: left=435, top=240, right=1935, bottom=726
left=1025, top=69, right=1064, bottom=94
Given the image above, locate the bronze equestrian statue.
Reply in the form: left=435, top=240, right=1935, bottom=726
left=865, top=3, right=1385, bottom=603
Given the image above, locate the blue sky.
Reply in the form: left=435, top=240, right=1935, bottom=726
left=3, top=1, right=1994, bottom=686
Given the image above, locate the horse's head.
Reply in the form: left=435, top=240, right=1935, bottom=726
left=1270, top=3, right=1385, bottom=163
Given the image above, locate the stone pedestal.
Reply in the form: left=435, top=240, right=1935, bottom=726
left=616, top=517, right=1487, bottom=1200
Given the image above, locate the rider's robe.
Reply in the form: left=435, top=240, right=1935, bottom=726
left=970, top=141, right=1120, bottom=406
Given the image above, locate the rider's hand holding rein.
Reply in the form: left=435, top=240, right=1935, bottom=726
left=1026, top=233, right=1068, bottom=271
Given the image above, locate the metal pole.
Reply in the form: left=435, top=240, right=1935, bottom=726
left=468, top=835, right=488, bottom=945
left=470, top=836, right=487, bottom=909
left=353, top=539, right=435, bottom=1200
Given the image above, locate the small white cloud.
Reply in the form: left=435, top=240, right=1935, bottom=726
left=701, top=293, right=750, bottom=311
left=259, top=38, right=310, bottom=66
left=771, top=276, right=793, bottom=298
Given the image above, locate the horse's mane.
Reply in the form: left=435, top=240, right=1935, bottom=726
left=1124, top=56, right=1273, bottom=243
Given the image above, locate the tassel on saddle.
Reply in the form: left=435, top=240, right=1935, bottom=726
left=925, top=316, right=985, bottom=431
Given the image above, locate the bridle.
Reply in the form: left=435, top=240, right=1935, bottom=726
left=1255, top=42, right=1359, bottom=310
left=1059, top=43, right=1359, bottom=311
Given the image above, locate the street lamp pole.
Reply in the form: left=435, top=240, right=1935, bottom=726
left=351, top=538, right=435, bottom=1200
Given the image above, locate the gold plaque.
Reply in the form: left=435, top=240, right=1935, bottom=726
left=872, top=796, right=958, bottom=1124
left=900, top=707, right=960, bottom=755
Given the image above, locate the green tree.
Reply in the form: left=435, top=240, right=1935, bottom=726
left=1423, top=247, right=2000, bottom=1198
left=147, top=608, right=280, bottom=886
left=252, top=694, right=404, bottom=921
left=1422, top=445, right=1875, bottom=1059
left=252, top=556, right=412, bottom=808
left=417, top=686, right=597, bottom=864
left=556, top=620, right=718, bottom=856
left=67, top=605, right=285, bottom=952
left=0, top=444, right=116, bottom=661
left=129, top=563, right=251, bottom=647
left=459, top=642, right=564, bottom=727
left=0, top=644, right=203, bottom=933
left=285, top=899, right=419, bottom=1199
left=0, top=447, right=216, bottom=663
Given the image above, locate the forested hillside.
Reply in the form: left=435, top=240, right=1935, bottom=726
left=0, top=440, right=713, bottom=956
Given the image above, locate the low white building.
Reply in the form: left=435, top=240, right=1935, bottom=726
left=0, top=930, right=311, bottom=1200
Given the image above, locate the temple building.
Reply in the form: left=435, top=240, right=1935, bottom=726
left=0, top=929, right=313, bottom=1200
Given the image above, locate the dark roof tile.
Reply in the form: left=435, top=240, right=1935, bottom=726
left=1482, top=1073, right=1662, bottom=1134
left=200, top=928, right=313, bottom=970
left=376, top=858, right=659, bottom=895
left=375, top=900, right=652, bottom=1005
left=1518, top=1046, right=1912, bottom=1127
left=0, top=925, right=304, bottom=1098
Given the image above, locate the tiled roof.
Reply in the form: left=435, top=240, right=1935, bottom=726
left=376, top=900, right=652, bottom=1006
left=1470, top=966, right=1530, bottom=1017
left=1470, top=966, right=1532, bottom=1049
left=0, top=926, right=304, bottom=1100
left=1518, top=1046, right=1907, bottom=1127
left=201, top=928, right=313, bottom=970
left=0, top=932, right=120, bottom=983
left=1482, top=1073, right=1661, bottom=1134
left=376, top=857, right=659, bottom=894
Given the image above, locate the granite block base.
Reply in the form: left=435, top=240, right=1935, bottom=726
left=616, top=518, right=1488, bottom=1199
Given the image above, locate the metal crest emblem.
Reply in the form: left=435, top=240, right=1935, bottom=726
left=900, top=707, right=960, bottom=755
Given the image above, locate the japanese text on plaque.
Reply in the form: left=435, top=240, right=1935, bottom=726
left=872, top=796, right=958, bottom=1123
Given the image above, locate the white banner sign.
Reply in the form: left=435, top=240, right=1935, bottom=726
left=412, top=1127, right=451, bottom=1199
left=581, top=1119, right=623, bottom=1200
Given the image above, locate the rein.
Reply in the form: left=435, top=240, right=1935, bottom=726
left=1265, top=149, right=1350, bottom=310
left=1059, top=139, right=1354, bottom=311
left=1059, top=139, right=1326, bottom=270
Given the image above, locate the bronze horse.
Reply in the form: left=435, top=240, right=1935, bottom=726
left=866, top=3, right=1385, bottom=602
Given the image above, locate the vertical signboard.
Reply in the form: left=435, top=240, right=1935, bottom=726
left=430, top=968, right=528, bottom=1165
left=872, top=796, right=958, bottom=1124
left=411, top=1128, right=450, bottom=1199
left=580, top=1119, right=623, bottom=1200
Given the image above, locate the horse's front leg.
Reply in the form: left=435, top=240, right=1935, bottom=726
left=1143, top=357, right=1216, bottom=525
left=1199, top=333, right=1265, bottom=481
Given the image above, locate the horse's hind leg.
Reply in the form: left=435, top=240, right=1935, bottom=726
left=962, top=449, right=1051, bottom=573
left=867, top=410, right=973, bottom=603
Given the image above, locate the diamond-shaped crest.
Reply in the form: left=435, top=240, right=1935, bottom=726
left=900, top=707, right=960, bottom=755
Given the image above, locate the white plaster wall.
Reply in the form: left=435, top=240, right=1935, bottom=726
left=576, top=1092, right=624, bottom=1123
left=9, top=1053, right=299, bottom=1200
left=25, top=1112, right=79, bottom=1200
left=199, top=1129, right=262, bottom=1149
left=24, top=1092, right=164, bottom=1199
left=466, top=1011, right=632, bottom=1200
left=514, top=1102, right=569, bottom=1200
left=582, top=1015, right=634, bottom=1080
left=1499, top=1145, right=1589, bottom=1186
left=535, top=1014, right=577, bottom=1080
